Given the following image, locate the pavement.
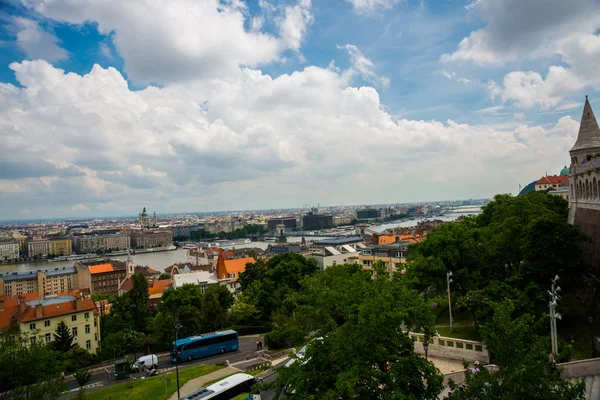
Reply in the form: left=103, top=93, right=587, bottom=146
left=62, top=334, right=263, bottom=397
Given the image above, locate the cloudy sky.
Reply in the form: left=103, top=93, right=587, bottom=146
left=0, top=0, right=599, bottom=219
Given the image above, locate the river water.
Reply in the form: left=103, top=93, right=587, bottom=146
left=0, top=236, right=328, bottom=274
left=0, top=212, right=479, bottom=274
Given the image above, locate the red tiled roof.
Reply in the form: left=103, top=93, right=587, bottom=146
left=222, top=257, right=255, bottom=282
left=89, top=263, right=114, bottom=274
left=152, top=278, right=172, bottom=289
left=536, top=175, right=569, bottom=186
left=13, top=297, right=97, bottom=323
left=0, top=293, right=40, bottom=332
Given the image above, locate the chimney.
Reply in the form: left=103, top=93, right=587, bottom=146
left=35, top=304, right=43, bottom=319
left=18, top=295, right=26, bottom=314
left=75, top=296, right=83, bottom=311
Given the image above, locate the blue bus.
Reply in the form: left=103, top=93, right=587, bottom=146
left=171, top=330, right=239, bottom=363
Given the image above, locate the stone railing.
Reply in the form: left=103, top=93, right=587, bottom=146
left=245, top=361, right=271, bottom=372
left=408, top=332, right=489, bottom=363
left=572, top=157, right=600, bottom=175
left=557, top=357, right=600, bottom=379
left=245, top=348, right=296, bottom=361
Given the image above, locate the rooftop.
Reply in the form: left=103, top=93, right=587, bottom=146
left=173, top=271, right=219, bottom=288
left=314, top=236, right=363, bottom=246
left=15, top=296, right=97, bottom=323
left=0, top=266, right=77, bottom=281
left=89, top=263, right=114, bottom=274
left=536, top=175, right=569, bottom=186
left=571, top=96, right=600, bottom=153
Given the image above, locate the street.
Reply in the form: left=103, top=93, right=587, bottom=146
left=64, top=335, right=263, bottom=397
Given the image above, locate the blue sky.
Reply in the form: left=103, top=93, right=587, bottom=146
left=0, top=0, right=599, bottom=219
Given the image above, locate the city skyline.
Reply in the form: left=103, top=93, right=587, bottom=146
left=1, top=0, right=599, bottom=219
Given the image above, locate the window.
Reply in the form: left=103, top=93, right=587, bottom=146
left=85, top=312, right=90, bottom=319
left=72, top=327, right=78, bottom=337
left=85, top=324, right=90, bottom=334
left=71, top=315, right=77, bottom=322
left=29, top=323, right=36, bottom=330
left=44, top=320, right=50, bottom=327
left=30, top=337, right=36, bottom=345
left=45, top=333, right=51, bottom=343
left=86, top=340, right=91, bottom=350
left=94, top=319, right=97, bottom=327
left=95, top=334, right=98, bottom=341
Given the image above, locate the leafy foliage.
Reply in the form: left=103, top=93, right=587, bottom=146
left=74, top=368, right=93, bottom=388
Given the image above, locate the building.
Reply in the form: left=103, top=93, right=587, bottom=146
left=266, top=244, right=303, bottom=255
left=359, top=242, right=408, bottom=278
left=568, top=96, right=600, bottom=269
left=0, top=267, right=82, bottom=298
left=26, top=239, right=50, bottom=259
left=267, top=217, right=297, bottom=231
left=356, top=208, right=381, bottom=221
left=172, top=271, right=219, bottom=293
left=309, top=236, right=364, bottom=253
left=49, top=238, right=73, bottom=256
left=306, top=246, right=360, bottom=269
left=216, top=256, right=255, bottom=292
left=333, top=215, right=352, bottom=226
left=130, top=230, right=173, bottom=248
left=117, top=266, right=161, bottom=296
left=171, top=224, right=205, bottom=239
left=148, top=279, right=172, bottom=309
left=11, top=232, right=27, bottom=253
left=1, top=293, right=101, bottom=353
left=86, top=261, right=133, bottom=295
left=302, top=213, right=333, bottom=230
left=0, top=241, right=19, bottom=262
left=138, top=207, right=155, bottom=229
left=73, top=235, right=105, bottom=254
left=103, top=234, right=130, bottom=251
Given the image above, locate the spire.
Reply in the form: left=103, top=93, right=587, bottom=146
left=570, top=96, right=600, bottom=153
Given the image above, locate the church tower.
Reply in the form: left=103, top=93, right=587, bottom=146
left=568, top=96, right=600, bottom=268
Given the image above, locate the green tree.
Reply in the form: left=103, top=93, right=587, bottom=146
left=130, top=273, right=150, bottom=333
left=74, top=368, right=92, bottom=389
left=447, top=300, right=586, bottom=400
left=274, top=265, right=442, bottom=399
left=158, top=273, right=171, bottom=280
left=52, top=321, right=75, bottom=352
left=201, top=285, right=233, bottom=331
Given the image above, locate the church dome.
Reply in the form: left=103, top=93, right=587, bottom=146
left=560, top=166, right=569, bottom=176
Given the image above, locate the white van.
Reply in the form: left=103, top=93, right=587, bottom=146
left=132, top=354, right=158, bottom=372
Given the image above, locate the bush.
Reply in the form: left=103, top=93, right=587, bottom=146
left=231, top=325, right=271, bottom=336
left=264, top=324, right=305, bottom=349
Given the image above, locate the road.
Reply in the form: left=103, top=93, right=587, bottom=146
left=64, top=335, right=263, bottom=397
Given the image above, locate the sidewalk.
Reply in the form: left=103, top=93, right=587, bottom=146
left=168, top=366, right=241, bottom=400
left=428, top=356, right=464, bottom=374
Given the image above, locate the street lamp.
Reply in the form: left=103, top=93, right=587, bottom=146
left=549, top=275, right=561, bottom=355
left=423, top=335, right=430, bottom=360
left=447, top=271, right=454, bottom=330
left=174, top=323, right=183, bottom=399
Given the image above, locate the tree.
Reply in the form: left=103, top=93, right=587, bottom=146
left=274, top=265, right=442, bottom=399
left=74, top=368, right=92, bottom=389
left=446, top=300, right=586, bottom=400
left=53, top=321, right=75, bottom=352
left=63, top=346, right=96, bottom=374
left=130, top=273, right=150, bottom=333
left=0, top=334, right=66, bottom=397
left=158, top=273, right=171, bottom=280
left=201, top=285, right=233, bottom=331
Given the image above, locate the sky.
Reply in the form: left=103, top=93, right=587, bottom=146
left=0, top=0, right=599, bottom=219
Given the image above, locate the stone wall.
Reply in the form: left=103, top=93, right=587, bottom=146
left=573, top=207, right=600, bottom=268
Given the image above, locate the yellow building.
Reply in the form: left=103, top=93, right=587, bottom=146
left=359, top=242, right=408, bottom=277
left=6, top=294, right=101, bottom=353
left=49, top=238, right=73, bottom=256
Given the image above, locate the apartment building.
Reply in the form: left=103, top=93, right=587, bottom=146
left=130, top=230, right=173, bottom=248
left=0, top=267, right=80, bottom=298
left=26, top=239, right=50, bottom=259
left=49, top=238, right=73, bottom=256
left=0, top=241, right=19, bottom=262
left=359, top=242, right=408, bottom=277
left=1, top=293, right=101, bottom=353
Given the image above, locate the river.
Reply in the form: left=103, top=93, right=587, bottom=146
left=0, top=236, right=329, bottom=274
left=0, top=212, right=480, bottom=274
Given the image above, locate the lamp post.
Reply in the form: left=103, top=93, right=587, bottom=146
left=447, top=271, right=454, bottom=330
left=423, top=335, right=430, bottom=360
left=174, top=323, right=182, bottom=399
left=549, top=275, right=562, bottom=355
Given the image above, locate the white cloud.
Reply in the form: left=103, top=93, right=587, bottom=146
left=278, top=0, right=313, bottom=51
left=71, top=204, right=89, bottom=212
left=14, top=18, right=68, bottom=62
left=25, top=0, right=312, bottom=85
left=338, top=44, right=390, bottom=88
left=345, top=0, right=399, bottom=14
left=442, top=0, right=600, bottom=65
left=477, top=105, right=504, bottom=114
left=443, top=0, right=600, bottom=110
left=0, top=60, right=581, bottom=218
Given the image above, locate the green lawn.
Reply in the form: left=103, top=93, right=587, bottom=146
left=431, top=304, right=483, bottom=341
left=83, top=364, right=223, bottom=400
